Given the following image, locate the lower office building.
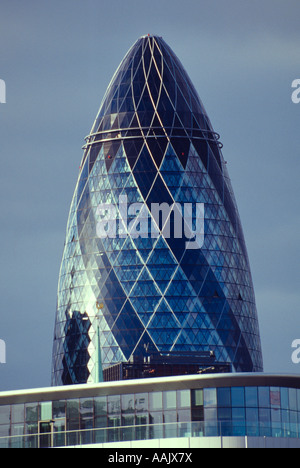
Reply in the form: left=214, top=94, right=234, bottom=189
left=1, top=374, right=300, bottom=448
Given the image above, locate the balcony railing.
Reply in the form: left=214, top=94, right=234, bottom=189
left=0, top=420, right=299, bottom=448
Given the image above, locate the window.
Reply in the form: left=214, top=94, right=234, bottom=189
left=25, top=403, right=38, bottom=423
left=164, top=411, right=177, bottom=438
left=53, top=419, right=66, bottom=447
left=121, top=394, right=135, bottom=414
left=80, top=399, right=94, bottom=444
left=232, top=407, right=245, bottom=421
left=246, top=408, right=259, bottom=436
left=289, top=388, right=297, bottom=411
left=108, top=415, right=121, bottom=443
left=135, top=413, right=149, bottom=441
left=66, top=399, right=79, bottom=421
left=25, top=421, right=38, bottom=448
left=163, top=391, right=177, bottom=411
left=217, top=388, right=231, bottom=407
left=94, top=396, right=107, bottom=417
left=53, top=400, right=66, bottom=419
left=270, top=388, right=281, bottom=408
left=149, top=411, right=163, bottom=439
left=122, top=415, right=135, bottom=441
left=177, top=390, right=191, bottom=409
left=191, top=389, right=203, bottom=407
left=135, top=393, right=148, bottom=413
left=40, top=402, right=52, bottom=421
left=245, top=387, right=258, bottom=408
left=0, top=406, right=10, bottom=425
left=80, top=398, right=94, bottom=420
left=231, top=387, right=245, bottom=407
left=11, top=404, right=24, bottom=424
left=259, top=408, right=271, bottom=437
left=204, top=388, right=217, bottom=407
left=108, top=396, right=121, bottom=415
left=281, top=388, right=289, bottom=410
left=258, top=387, right=270, bottom=408
left=149, top=392, right=163, bottom=411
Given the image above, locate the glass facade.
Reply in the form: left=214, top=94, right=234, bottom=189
left=52, top=35, right=263, bottom=385
left=1, top=376, right=300, bottom=448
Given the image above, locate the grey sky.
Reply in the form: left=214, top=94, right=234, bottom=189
left=0, top=0, right=299, bottom=390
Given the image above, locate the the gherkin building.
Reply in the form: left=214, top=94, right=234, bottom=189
left=51, top=35, right=263, bottom=386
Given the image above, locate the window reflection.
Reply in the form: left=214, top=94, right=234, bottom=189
left=149, top=392, right=163, bottom=411
left=0, top=383, right=300, bottom=447
left=231, top=387, right=245, bottom=407
left=204, top=388, right=217, bottom=407
left=135, top=393, right=148, bottom=413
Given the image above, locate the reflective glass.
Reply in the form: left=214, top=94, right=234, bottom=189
left=11, top=404, right=24, bottom=424
left=232, top=407, right=245, bottom=421
left=289, top=388, right=297, bottom=411
left=94, top=397, right=107, bottom=417
left=53, top=420, right=66, bottom=447
left=163, top=391, right=177, bottom=410
left=80, top=399, right=94, bottom=420
left=108, top=396, right=121, bottom=415
left=149, top=411, right=163, bottom=439
left=231, top=387, right=245, bottom=407
left=40, top=402, right=52, bottom=421
left=270, top=388, right=281, bottom=408
left=217, top=388, right=231, bottom=407
left=0, top=406, right=10, bottom=425
left=135, top=393, right=148, bottom=413
left=191, top=389, right=203, bottom=407
left=53, top=401, right=66, bottom=419
left=135, top=413, right=149, bottom=440
left=66, top=400, right=79, bottom=421
left=25, top=404, right=38, bottom=423
left=281, top=388, right=289, bottom=410
left=246, top=408, right=259, bottom=436
left=204, top=388, right=217, bottom=407
left=271, top=408, right=281, bottom=423
left=258, top=387, right=270, bottom=408
left=122, top=415, right=135, bottom=441
left=52, top=35, right=263, bottom=385
left=122, top=394, right=135, bottom=414
left=177, top=390, right=191, bottom=409
left=149, top=392, right=163, bottom=411
left=245, top=387, right=258, bottom=408
left=2, top=382, right=300, bottom=446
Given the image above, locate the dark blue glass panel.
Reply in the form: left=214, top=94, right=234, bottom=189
left=124, top=139, right=144, bottom=169
left=170, top=137, right=190, bottom=168
left=133, top=145, right=157, bottom=198
left=146, top=136, right=168, bottom=168
left=156, top=87, right=175, bottom=128
left=217, top=388, right=231, bottom=407
left=112, top=302, right=144, bottom=359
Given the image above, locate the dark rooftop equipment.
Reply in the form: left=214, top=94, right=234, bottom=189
left=103, top=352, right=231, bottom=382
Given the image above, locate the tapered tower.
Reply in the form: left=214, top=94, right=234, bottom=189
left=52, top=35, right=263, bottom=386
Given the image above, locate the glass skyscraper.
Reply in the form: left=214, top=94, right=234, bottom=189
left=51, top=35, right=263, bottom=386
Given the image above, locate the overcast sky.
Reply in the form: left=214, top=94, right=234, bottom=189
left=0, top=0, right=299, bottom=391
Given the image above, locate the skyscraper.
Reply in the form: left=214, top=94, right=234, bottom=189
left=51, top=35, right=263, bottom=386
